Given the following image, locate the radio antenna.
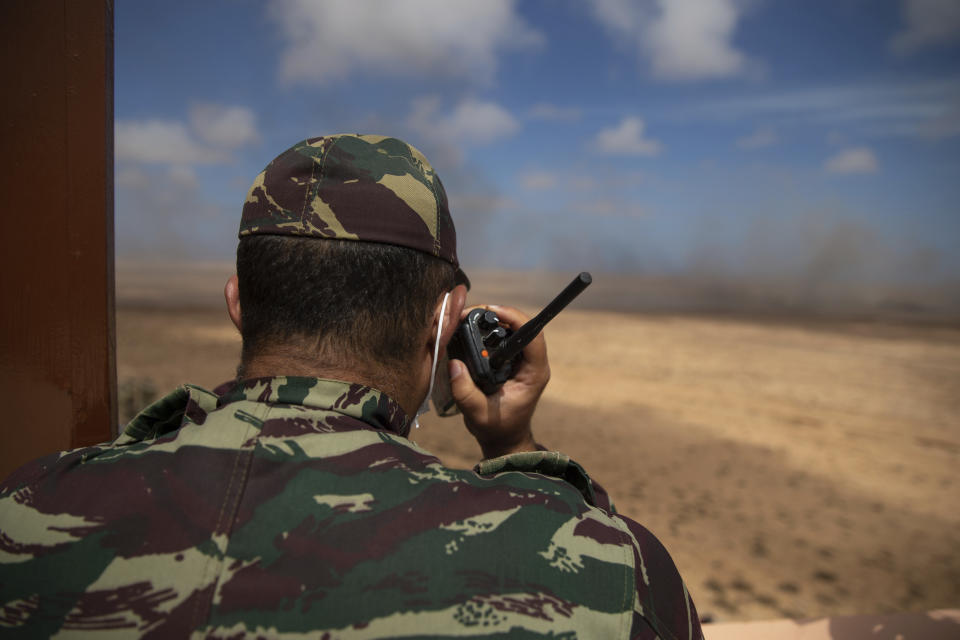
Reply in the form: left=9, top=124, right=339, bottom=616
left=488, top=272, right=592, bottom=370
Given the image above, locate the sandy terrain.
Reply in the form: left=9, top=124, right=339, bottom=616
left=116, top=263, right=960, bottom=623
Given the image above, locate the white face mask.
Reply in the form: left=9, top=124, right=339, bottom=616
left=413, top=291, right=451, bottom=430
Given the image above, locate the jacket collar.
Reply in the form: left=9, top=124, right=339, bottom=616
left=120, top=377, right=413, bottom=444
left=216, top=376, right=412, bottom=437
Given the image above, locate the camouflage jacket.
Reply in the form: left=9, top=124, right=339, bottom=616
left=0, top=377, right=702, bottom=639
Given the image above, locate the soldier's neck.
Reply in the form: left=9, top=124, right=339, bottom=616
left=240, top=350, right=422, bottom=420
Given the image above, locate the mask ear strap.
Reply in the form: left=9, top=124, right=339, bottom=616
left=428, top=292, right=451, bottom=400
left=414, top=291, right=451, bottom=429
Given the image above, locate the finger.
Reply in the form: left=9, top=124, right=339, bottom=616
left=480, top=304, right=529, bottom=330
left=448, top=358, right=489, bottom=411
left=459, top=304, right=492, bottom=321
left=459, top=303, right=530, bottom=324
left=483, top=305, right=548, bottom=373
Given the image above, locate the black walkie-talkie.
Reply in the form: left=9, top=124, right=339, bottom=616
left=432, top=272, right=592, bottom=416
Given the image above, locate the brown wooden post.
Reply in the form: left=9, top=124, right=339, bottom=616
left=0, top=0, right=115, bottom=479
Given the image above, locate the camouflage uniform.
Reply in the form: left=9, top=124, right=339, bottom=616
left=0, top=377, right=702, bottom=638
left=0, top=135, right=703, bottom=637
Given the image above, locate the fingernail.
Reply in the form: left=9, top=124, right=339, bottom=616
left=449, top=359, right=464, bottom=380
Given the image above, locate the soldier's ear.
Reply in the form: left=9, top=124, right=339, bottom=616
left=437, top=284, right=467, bottom=347
left=225, top=275, right=242, bottom=332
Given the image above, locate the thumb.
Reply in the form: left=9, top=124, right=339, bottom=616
left=448, top=359, right=485, bottom=413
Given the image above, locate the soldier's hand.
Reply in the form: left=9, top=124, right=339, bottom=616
left=448, top=304, right=549, bottom=459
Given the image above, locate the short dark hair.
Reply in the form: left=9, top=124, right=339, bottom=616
left=237, top=235, right=455, bottom=373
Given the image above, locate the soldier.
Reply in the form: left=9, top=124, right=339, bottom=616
left=0, top=134, right=703, bottom=639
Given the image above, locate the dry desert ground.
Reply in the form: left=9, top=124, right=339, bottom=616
left=116, top=263, right=960, bottom=623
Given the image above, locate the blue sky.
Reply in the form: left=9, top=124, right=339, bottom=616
left=115, top=0, right=960, bottom=301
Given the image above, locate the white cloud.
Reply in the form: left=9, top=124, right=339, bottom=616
left=528, top=103, right=582, bottom=122
left=270, top=0, right=542, bottom=86
left=594, top=117, right=662, bottom=156
left=826, top=130, right=848, bottom=146
left=919, top=99, right=960, bottom=138
left=516, top=168, right=648, bottom=194
left=408, top=96, right=521, bottom=146
left=520, top=171, right=558, bottom=190
left=115, top=165, right=233, bottom=259
left=736, top=125, right=777, bottom=149
left=189, top=104, right=259, bottom=149
left=670, top=78, right=960, bottom=141
left=575, top=199, right=647, bottom=218
left=677, top=82, right=945, bottom=122
left=571, top=176, right=598, bottom=191
left=590, top=0, right=749, bottom=80
left=116, top=104, right=259, bottom=167
left=891, top=0, right=960, bottom=54
left=115, top=120, right=228, bottom=165
left=167, top=165, right=199, bottom=189
left=115, top=166, right=150, bottom=189
left=824, top=147, right=879, bottom=174
left=443, top=100, right=521, bottom=143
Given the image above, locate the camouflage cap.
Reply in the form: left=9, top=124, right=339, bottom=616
left=240, top=134, right=469, bottom=288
